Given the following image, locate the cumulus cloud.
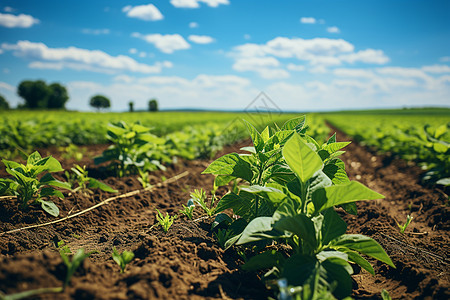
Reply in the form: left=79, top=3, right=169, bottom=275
left=81, top=28, right=110, bottom=35
left=300, top=17, right=316, bottom=24
left=132, top=33, right=190, bottom=53
left=0, top=13, right=39, bottom=28
left=122, top=4, right=163, bottom=21
left=233, top=57, right=289, bottom=79
left=171, top=0, right=229, bottom=8
left=188, top=35, right=215, bottom=44
left=287, top=64, right=306, bottom=71
left=1, top=40, right=172, bottom=74
left=422, top=64, right=450, bottom=74
left=339, top=49, right=389, bottom=64
left=189, top=22, right=199, bottom=28
left=327, top=26, right=340, bottom=33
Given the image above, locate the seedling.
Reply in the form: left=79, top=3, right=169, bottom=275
left=190, top=189, right=215, bottom=216
left=112, top=247, right=134, bottom=273
left=0, top=151, right=71, bottom=216
left=156, top=209, right=176, bottom=232
left=59, top=247, right=92, bottom=288
left=65, top=164, right=117, bottom=194
left=381, top=289, right=392, bottom=300
left=59, top=144, right=85, bottom=161
left=138, top=169, right=152, bottom=188
left=397, top=214, right=413, bottom=234
left=215, top=228, right=234, bottom=249
left=179, top=198, right=195, bottom=219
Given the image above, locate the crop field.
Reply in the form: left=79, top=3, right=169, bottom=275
left=0, top=110, right=449, bottom=300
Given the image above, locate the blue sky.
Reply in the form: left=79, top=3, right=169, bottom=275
left=0, top=0, right=449, bottom=111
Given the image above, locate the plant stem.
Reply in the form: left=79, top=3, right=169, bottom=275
left=0, top=287, right=63, bottom=300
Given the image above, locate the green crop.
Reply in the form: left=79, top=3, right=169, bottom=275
left=156, top=209, right=176, bottom=232
left=215, top=228, right=234, bottom=249
left=190, top=189, right=216, bottom=217
left=397, top=215, right=413, bottom=234
left=60, top=247, right=93, bottom=288
left=112, top=247, right=134, bottom=273
left=65, top=164, right=117, bottom=194
left=0, top=151, right=71, bottom=216
left=179, top=198, right=195, bottom=219
left=202, top=116, right=394, bottom=298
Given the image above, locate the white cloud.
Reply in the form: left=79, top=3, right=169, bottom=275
left=339, top=49, right=389, bottom=64
left=171, top=0, right=229, bottom=8
left=0, top=81, right=14, bottom=91
left=2, top=40, right=172, bottom=74
left=139, top=52, right=147, bottom=58
left=188, top=35, right=215, bottom=44
left=129, top=48, right=138, bottom=54
left=81, top=28, right=110, bottom=35
left=422, top=64, right=450, bottom=74
left=327, top=26, right=340, bottom=33
left=132, top=33, right=190, bottom=54
left=376, top=67, right=431, bottom=80
left=300, top=17, right=316, bottom=24
left=0, top=13, right=39, bottom=28
left=287, top=64, right=305, bottom=71
left=440, top=56, right=450, bottom=62
left=122, top=4, right=163, bottom=21
left=233, top=57, right=290, bottom=79
left=333, top=68, right=375, bottom=78
left=4, top=7, right=14, bottom=12
left=189, top=22, right=199, bottom=28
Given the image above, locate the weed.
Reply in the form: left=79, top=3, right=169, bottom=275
left=397, top=214, right=413, bottom=234
left=156, top=209, right=176, bottom=232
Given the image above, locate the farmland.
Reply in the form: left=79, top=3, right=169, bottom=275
left=0, top=109, right=449, bottom=299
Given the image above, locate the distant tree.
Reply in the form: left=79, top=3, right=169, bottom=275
left=129, top=101, right=134, bottom=112
left=0, top=94, right=9, bottom=110
left=17, top=80, right=50, bottom=109
left=149, top=99, right=158, bottom=112
left=47, top=83, right=69, bottom=109
left=90, top=95, right=111, bottom=111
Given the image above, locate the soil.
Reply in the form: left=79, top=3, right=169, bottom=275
left=0, top=132, right=449, bottom=299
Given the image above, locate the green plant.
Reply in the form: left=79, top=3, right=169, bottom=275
left=137, top=169, right=152, bottom=188
left=179, top=198, right=195, bottom=219
left=397, top=214, right=413, bottom=234
left=0, top=151, right=71, bottom=216
left=59, top=144, right=85, bottom=161
left=215, top=228, right=234, bottom=249
left=156, top=209, right=176, bottom=232
left=112, top=247, right=134, bottom=273
left=202, top=117, right=395, bottom=298
left=190, top=189, right=215, bottom=217
left=381, top=289, right=392, bottom=300
left=94, top=121, right=165, bottom=177
left=59, top=247, right=92, bottom=288
left=65, top=164, right=117, bottom=194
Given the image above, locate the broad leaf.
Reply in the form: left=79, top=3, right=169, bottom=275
left=312, top=181, right=384, bottom=213
left=322, top=142, right=351, bottom=154
left=40, top=187, right=64, bottom=199
left=332, top=234, right=395, bottom=268
left=321, top=208, right=347, bottom=245
left=283, top=133, right=323, bottom=183
left=273, top=214, right=316, bottom=249
left=88, top=178, right=118, bottom=193
left=202, top=153, right=253, bottom=182
left=343, top=250, right=375, bottom=275
left=242, top=249, right=285, bottom=271
left=282, top=116, right=306, bottom=132
left=244, top=120, right=264, bottom=152
left=323, top=164, right=349, bottom=185
left=40, top=173, right=72, bottom=190
left=39, top=199, right=59, bottom=217
left=214, top=192, right=253, bottom=216
left=236, top=217, right=281, bottom=245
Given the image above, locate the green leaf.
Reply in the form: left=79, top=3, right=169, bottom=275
left=283, top=133, right=323, bottom=183
left=312, top=181, right=384, bottom=213
left=240, top=146, right=256, bottom=154
left=322, top=164, right=349, bottom=185
left=40, top=173, right=72, bottom=190
left=340, top=203, right=358, bottom=215
left=321, top=209, right=347, bottom=245
left=321, top=258, right=353, bottom=299
left=40, top=156, right=64, bottom=173
left=273, top=214, right=316, bottom=249
left=87, top=178, right=118, bottom=193
left=243, top=120, right=264, bottom=152
left=327, top=133, right=336, bottom=144
left=39, top=199, right=59, bottom=217
left=242, top=249, right=285, bottom=271
left=332, top=234, right=395, bottom=268
left=240, top=185, right=283, bottom=194
left=211, top=213, right=233, bottom=231
left=214, top=175, right=235, bottom=187
left=236, top=216, right=281, bottom=245
left=261, top=126, right=271, bottom=143
left=40, top=187, right=64, bottom=199
left=322, top=142, right=351, bottom=154
left=202, top=153, right=253, bottom=183
left=27, top=151, right=42, bottom=166
left=281, top=254, right=318, bottom=286
left=214, top=193, right=253, bottom=216
left=281, top=116, right=306, bottom=132
left=343, top=249, right=375, bottom=275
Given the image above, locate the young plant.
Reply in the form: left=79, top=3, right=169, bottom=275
left=179, top=198, right=195, bottom=219
left=137, top=169, right=152, bottom=188
left=0, top=151, right=71, bottom=216
left=190, top=189, right=215, bottom=217
left=397, top=214, right=413, bottom=234
left=215, top=228, right=234, bottom=249
left=65, top=164, right=117, bottom=194
left=202, top=117, right=394, bottom=298
left=112, top=247, right=134, bottom=273
left=94, top=121, right=165, bottom=177
left=156, top=209, right=176, bottom=232
left=59, top=247, right=92, bottom=289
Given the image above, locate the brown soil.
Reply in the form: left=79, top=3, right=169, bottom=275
left=0, top=134, right=449, bottom=299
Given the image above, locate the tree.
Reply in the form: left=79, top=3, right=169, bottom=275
left=129, top=101, right=134, bottom=112
left=17, top=80, right=49, bottom=109
left=149, top=99, right=158, bottom=112
left=0, top=94, right=9, bottom=110
left=89, top=95, right=111, bottom=111
left=47, top=83, right=69, bottom=109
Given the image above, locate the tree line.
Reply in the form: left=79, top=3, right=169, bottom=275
left=0, top=80, right=159, bottom=112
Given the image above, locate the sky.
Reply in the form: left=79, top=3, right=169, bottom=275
left=0, top=0, right=449, bottom=112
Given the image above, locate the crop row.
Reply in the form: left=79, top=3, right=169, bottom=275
left=324, top=113, right=450, bottom=185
